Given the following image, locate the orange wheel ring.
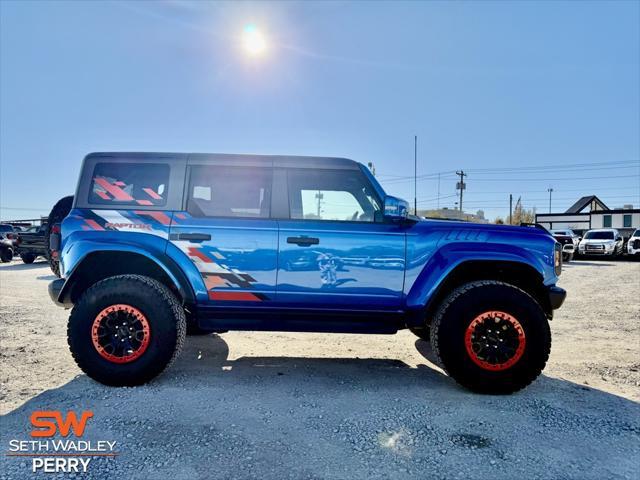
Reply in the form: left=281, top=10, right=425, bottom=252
left=91, top=304, right=150, bottom=364
left=464, top=311, right=526, bottom=371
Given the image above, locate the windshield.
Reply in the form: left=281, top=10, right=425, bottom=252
left=633, top=229, right=640, bottom=237
left=0, top=225, right=13, bottom=232
left=584, top=231, right=614, bottom=240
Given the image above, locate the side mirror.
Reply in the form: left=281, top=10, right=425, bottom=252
left=384, top=195, right=410, bottom=221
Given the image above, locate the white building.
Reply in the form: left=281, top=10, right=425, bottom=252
left=536, top=196, right=640, bottom=238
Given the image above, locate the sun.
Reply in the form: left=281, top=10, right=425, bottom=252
left=242, top=24, right=266, bottom=56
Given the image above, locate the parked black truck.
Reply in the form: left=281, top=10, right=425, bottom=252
left=16, top=225, right=48, bottom=264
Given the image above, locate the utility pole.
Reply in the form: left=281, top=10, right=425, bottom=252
left=437, top=173, right=441, bottom=210
left=367, top=162, right=376, bottom=176
left=315, top=190, right=323, bottom=218
left=414, top=135, right=418, bottom=215
left=509, top=194, right=513, bottom=225
left=456, top=170, right=467, bottom=213
left=547, top=187, right=553, bottom=213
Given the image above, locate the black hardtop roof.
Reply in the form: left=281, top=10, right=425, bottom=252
left=565, top=195, right=609, bottom=214
left=85, top=152, right=361, bottom=170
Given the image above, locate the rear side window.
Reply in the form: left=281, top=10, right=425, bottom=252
left=187, top=165, right=272, bottom=218
left=89, top=163, right=169, bottom=206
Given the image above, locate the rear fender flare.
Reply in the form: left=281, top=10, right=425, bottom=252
left=59, top=240, right=194, bottom=305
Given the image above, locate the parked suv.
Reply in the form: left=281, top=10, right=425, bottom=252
left=550, top=229, right=579, bottom=262
left=0, top=224, right=17, bottom=262
left=16, top=224, right=48, bottom=264
left=49, top=153, right=566, bottom=393
left=627, top=229, right=640, bottom=257
left=578, top=228, right=624, bottom=257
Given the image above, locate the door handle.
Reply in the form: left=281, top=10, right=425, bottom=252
left=176, top=233, right=211, bottom=242
left=287, top=236, right=319, bottom=246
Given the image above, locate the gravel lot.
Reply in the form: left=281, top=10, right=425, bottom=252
left=1, top=258, right=639, bottom=479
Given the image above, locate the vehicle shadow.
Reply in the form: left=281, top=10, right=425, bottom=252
left=413, top=338, right=441, bottom=366
left=36, top=274, right=58, bottom=281
left=1, top=335, right=638, bottom=480
left=0, top=260, right=49, bottom=271
left=564, top=261, right=615, bottom=267
left=170, top=335, right=452, bottom=390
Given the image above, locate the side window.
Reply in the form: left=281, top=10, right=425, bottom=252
left=187, top=165, right=272, bottom=218
left=90, top=163, right=169, bottom=206
left=287, top=169, right=381, bottom=222
left=603, top=215, right=612, bottom=228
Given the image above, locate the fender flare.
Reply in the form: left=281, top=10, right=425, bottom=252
left=58, top=240, right=195, bottom=305
left=406, top=242, right=546, bottom=311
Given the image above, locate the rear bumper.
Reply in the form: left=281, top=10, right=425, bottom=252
left=547, top=286, right=566, bottom=310
left=48, top=278, right=70, bottom=308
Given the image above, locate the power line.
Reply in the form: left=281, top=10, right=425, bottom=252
left=376, top=160, right=640, bottom=184
left=465, top=174, right=639, bottom=182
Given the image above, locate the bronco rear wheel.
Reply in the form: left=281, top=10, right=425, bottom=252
left=68, top=275, right=186, bottom=386
left=431, top=280, right=551, bottom=394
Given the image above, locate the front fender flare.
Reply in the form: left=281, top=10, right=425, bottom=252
left=405, top=242, right=546, bottom=310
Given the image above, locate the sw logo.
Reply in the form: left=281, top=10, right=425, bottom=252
left=30, top=410, right=94, bottom=437
left=7, top=410, right=116, bottom=473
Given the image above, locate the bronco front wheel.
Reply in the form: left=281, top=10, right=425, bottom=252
left=430, top=280, right=551, bottom=394
left=68, top=275, right=186, bottom=386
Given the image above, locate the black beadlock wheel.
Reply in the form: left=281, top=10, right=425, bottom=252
left=21, top=253, right=36, bottom=264
left=0, top=248, right=13, bottom=263
left=430, top=280, right=551, bottom=394
left=67, top=275, right=186, bottom=386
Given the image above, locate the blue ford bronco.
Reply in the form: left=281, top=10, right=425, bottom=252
left=49, top=152, right=565, bottom=393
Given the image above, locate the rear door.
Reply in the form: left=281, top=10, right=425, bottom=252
left=168, top=160, right=278, bottom=304
left=276, top=167, right=406, bottom=310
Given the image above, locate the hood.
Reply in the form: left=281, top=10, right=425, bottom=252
left=580, top=238, right=615, bottom=244
left=416, top=218, right=551, bottom=236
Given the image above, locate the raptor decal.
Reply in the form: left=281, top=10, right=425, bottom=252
left=179, top=241, right=267, bottom=302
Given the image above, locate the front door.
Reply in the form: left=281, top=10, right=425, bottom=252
left=168, top=163, right=278, bottom=304
left=277, top=168, right=406, bottom=310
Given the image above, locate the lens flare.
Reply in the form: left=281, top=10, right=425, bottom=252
left=242, top=24, right=266, bottom=56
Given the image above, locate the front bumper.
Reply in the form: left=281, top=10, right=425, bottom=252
left=547, top=286, right=566, bottom=310
left=579, top=244, right=616, bottom=255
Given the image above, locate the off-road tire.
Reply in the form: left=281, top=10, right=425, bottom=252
left=430, top=280, right=551, bottom=394
left=68, top=275, right=186, bottom=386
left=563, top=252, right=573, bottom=262
left=46, top=195, right=73, bottom=277
left=0, top=248, right=13, bottom=263
left=409, top=326, right=431, bottom=342
left=21, top=253, right=36, bottom=264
